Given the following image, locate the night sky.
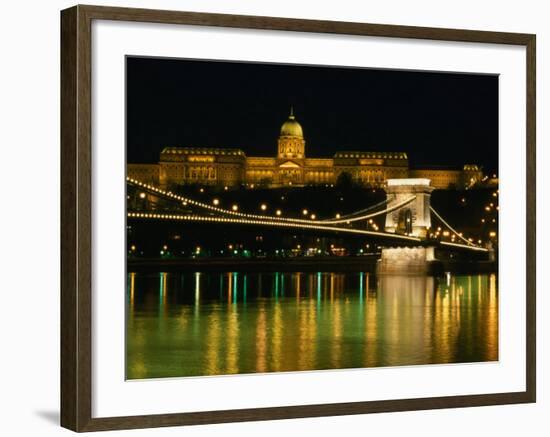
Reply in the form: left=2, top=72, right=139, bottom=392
left=126, top=57, right=498, bottom=173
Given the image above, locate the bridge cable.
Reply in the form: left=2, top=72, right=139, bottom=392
left=127, top=211, right=423, bottom=242
left=127, top=177, right=413, bottom=226
left=317, top=196, right=416, bottom=225
left=318, top=199, right=388, bottom=223
left=429, top=206, right=479, bottom=248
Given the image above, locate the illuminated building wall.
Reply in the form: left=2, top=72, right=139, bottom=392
left=410, top=165, right=483, bottom=190
left=126, top=163, right=159, bottom=185
left=156, top=147, right=246, bottom=188
left=127, top=110, right=484, bottom=190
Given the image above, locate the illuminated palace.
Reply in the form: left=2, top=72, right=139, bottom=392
left=127, top=109, right=484, bottom=190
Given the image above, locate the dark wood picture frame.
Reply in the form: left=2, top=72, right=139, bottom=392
left=61, top=4, right=536, bottom=432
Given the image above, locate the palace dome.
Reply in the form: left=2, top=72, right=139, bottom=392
left=280, top=108, right=303, bottom=138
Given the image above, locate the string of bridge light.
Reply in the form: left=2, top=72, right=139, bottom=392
left=439, top=241, right=488, bottom=252
left=318, top=197, right=415, bottom=225
left=128, top=178, right=480, bottom=249
left=127, top=211, right=424, bottom=242
left=128, top=177, right=330, bottom=224
left=128, top=211, right=488, bottom=253
left=430, top=206, right=480, bottom=248
left=127, top=177, right=415, bottom=226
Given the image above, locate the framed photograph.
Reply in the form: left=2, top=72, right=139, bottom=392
left=60, top=5, right=536, bottom=432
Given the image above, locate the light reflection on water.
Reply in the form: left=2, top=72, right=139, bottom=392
left=126, top=271, right=498, bottom=379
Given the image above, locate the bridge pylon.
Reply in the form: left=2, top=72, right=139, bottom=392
left=384, top=178, right=434, bottom=238
left=378, top=178, right=439, bottom=275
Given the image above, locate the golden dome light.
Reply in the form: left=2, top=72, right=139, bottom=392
left=280, top=106, right=304, bottom=138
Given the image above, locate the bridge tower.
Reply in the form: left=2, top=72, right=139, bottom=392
left=384, top=178, right=434, bottom=238
left=378, top=178, right=437, bottom=275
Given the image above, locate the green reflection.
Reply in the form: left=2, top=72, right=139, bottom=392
left=232, top=272, right=238, bottom=304
left=126, top=272, right=499, bottom=379
left=359, top=272, right=364, bottom=305
left=243, top=274, right=248, bottom=304
left=274, top=272, right=280, bottom=300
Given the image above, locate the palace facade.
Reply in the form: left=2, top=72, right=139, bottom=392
left=127, top=109, right=484, bottom=190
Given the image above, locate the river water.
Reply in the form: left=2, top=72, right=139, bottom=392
left=126, top=271, right=498, bottom=379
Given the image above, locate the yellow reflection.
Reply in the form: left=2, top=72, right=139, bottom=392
left=489, top=274, right=497, bottom=302
left=298, top=298, right=317, bottom=370
left=205, top=309, right=221, bottom=375
left=307, top=273, right=315, bottom=297
left=255, top=303, right=267, bottom=372
left=194, top=272, right=201, bottom=313
left=364, top=281, right=378, bottom=367
left=423, top=277, right=435, bottom=350
left=178, top=306, right=190, bottom=330
left=160, top=272, right=168, bottom=311
left=225, top=305, right=239, bottom=374
left=271, top=302, right=282, bottom=371
left=330, top=297, right=342, bottom=368
left=423, top=278, right=434, bottom=348
left=486, top=273, right=499, bottom=360
left=129, top=355, right=147, bottom=379
left=127, top=270, right=499, bottom=378
left=433, top=277, right=457, bottom=362
left=129, top=272, right=135, bottom=312
left=478, top=275, right=483, bottom=306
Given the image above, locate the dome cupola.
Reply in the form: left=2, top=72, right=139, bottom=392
left=280, top=107, right=304, bottom=138
left=278, top=107, right=306, bottom=160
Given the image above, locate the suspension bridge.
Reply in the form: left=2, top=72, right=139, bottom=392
left=126, top=176, right=488, bottom=254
